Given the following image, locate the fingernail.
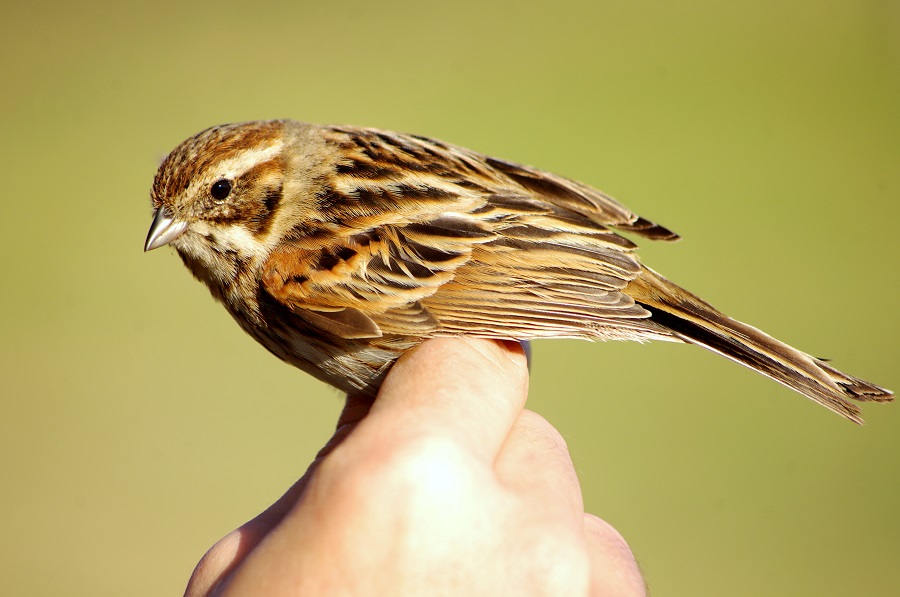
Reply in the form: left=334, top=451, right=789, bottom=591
left=519, top=341, right=532, bottom=370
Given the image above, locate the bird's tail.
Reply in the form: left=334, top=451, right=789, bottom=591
left=626, top=268, right=893, bottom=423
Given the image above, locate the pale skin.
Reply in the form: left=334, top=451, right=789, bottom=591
left=185, top=338, right=646, bottom=597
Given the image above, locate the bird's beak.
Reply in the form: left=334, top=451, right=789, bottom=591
left=144, top=207, right=188, bottom=252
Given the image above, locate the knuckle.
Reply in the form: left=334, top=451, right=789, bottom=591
left=379, top=434, right=475, bottom=493
left=585, top=515, right=646, bottom=593
left=185, top=529, right=242, bottom=596
left=520, top=529, right=591, bottom=596
left=518, top=410, right=569, bottom=451
left=586, top=515, right=636, bottom=560
left=322, top=432, right=477, bottom=507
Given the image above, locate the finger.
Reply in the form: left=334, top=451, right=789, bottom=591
left=365, top=338, right=530, bottom=461
left=232, top=394, right=375, bottom=538
left=583, top=514, right=646, bottom=597
left=317, top=393, right=376, bottom=459
left=185, top=393, right=376, bottom=597
left=494, top=409, right=584, bottom=523
left=184, top=473, right=313, bottom=597
left=184, top=529, right=245, bottom=597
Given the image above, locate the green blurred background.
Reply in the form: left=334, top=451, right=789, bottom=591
left=2, top=1, right=897, bottom=595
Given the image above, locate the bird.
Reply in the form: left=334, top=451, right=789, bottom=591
left=144, top=119, right=892, bottom=423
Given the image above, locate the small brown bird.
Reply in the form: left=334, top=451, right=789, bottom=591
left=145, top=120, right=891, bottom=422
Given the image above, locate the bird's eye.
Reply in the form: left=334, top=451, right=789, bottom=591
left=210, top=179, right=232, bottom=201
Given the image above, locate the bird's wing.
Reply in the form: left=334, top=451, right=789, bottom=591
left=260, top=126, right=678, bottom=340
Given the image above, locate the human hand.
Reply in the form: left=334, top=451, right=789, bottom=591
left=185, top=338, right=645, bottom=596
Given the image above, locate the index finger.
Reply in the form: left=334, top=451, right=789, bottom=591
left=365, top=338, right=530, bottom=461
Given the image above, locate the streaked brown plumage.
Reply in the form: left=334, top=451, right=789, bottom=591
left=145, top=120, right=892, bottom=422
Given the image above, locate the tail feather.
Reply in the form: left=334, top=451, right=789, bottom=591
left=818, top=362, right=894, bottom=403
left=628, top=269, right=893, bottom=423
